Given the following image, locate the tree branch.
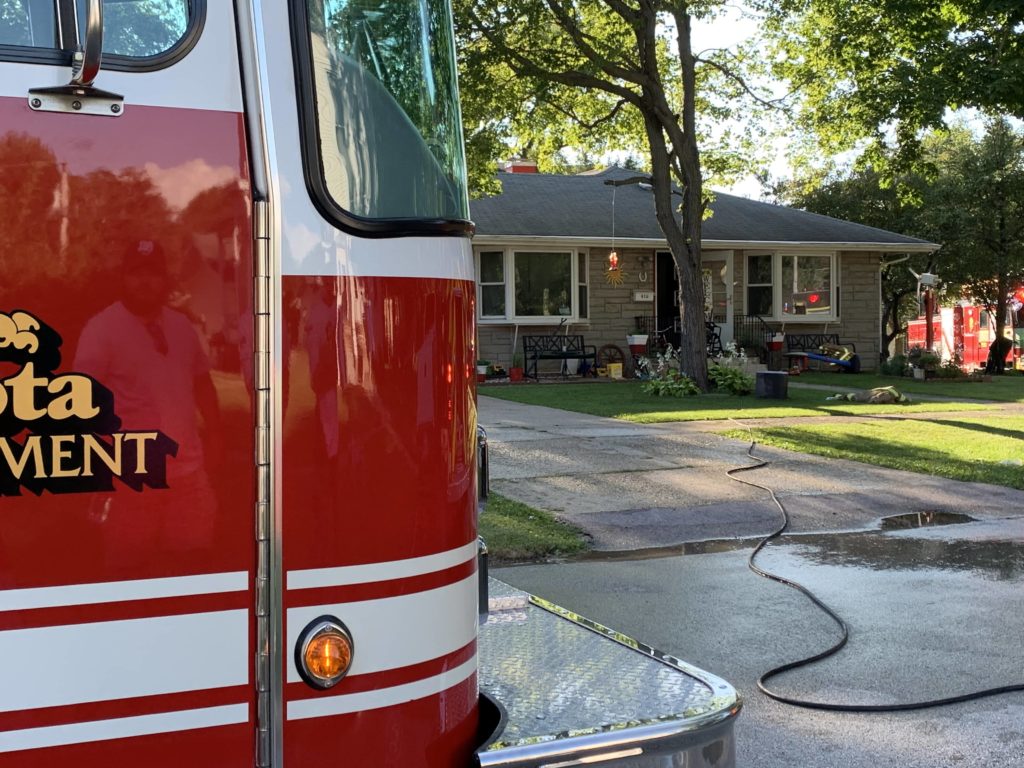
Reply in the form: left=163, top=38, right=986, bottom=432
left=542, top=0, right=650, bottom=88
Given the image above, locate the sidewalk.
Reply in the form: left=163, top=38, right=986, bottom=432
left=479, top=395, right=1024, bottom=550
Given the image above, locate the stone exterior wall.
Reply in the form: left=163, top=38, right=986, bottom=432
left=834, top=251, right=881, bottom=367
left=476, top=246, right=658, bottom=374
left=476, top=246, right=882, bottom=373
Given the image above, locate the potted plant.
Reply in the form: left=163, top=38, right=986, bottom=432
left=476, top=360, right=489, bottom=383
left=907, top=347, right=940, bottom=379
left=509, top=353, right=524, bottom=382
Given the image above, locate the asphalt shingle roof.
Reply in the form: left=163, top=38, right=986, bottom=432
left=470, top=166, right=932, bottom=247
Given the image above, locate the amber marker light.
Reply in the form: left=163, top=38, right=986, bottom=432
left=296, top=617, right=354, bottom=690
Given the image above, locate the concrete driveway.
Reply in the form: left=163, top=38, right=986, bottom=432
left=480, top=395, right=1024, bottom=549
left=480, top=395, right=1024, bottom=768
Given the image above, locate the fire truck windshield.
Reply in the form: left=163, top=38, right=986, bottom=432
left=301, top=0, right=470, bottom=224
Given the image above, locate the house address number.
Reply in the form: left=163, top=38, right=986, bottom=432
left=633, top=290, right=655, bottom=302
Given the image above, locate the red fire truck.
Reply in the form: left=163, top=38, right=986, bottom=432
left=0, top=2, right=738, bottom=766
left=907, top=303, right=1021, bottom=372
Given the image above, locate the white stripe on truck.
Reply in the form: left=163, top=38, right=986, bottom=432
left=287, top=541, right=477, bottom=589
left=0, top=572, right=247, bottom=612
left=0, top=610, right=248, bottom=712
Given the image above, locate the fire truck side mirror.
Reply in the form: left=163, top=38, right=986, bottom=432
left=28, top=0, right=123, bottom=117
left=70, top=0, right=103, bottom=87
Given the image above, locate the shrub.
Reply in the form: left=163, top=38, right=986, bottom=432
left=642, top=372, right=701, bottom=397
left=907, top=346, right=940, bottom=370
left=708, top=363, right=754, bottom=395
left=935, top=359, right=966, bottom=378
left=880, top=354, right=908, bottom=377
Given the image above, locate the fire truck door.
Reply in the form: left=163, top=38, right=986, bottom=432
left=0, top=4, right=257, bottom=766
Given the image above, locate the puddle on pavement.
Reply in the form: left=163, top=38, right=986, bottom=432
left=578, top=513, right=1024, bottom=581
left=879, top=511, right=976, bottom=530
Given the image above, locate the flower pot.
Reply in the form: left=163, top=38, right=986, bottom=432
left=509, top=367, right=524, bottom=382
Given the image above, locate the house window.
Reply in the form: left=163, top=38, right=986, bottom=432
left=475, top=248, right=588, bottom=322
left=515, top=252, right=572, bottom=316
left=479, top=251, right=505, bottom=317
left=782, top=254, right=832, bottom=316
left=746, top=253, right=773, bottom=316
left=744, top=251, right=838, bottom=320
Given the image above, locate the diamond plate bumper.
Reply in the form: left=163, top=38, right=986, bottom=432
left=477, top=580, right=740, bottom=767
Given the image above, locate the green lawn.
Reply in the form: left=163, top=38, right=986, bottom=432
left=479, top=494, right=588, bottom=562
left=723, top=416, right=1024, bottom=489
left=796, top=371, right=1024, bottom=402
left=480, top=380, right=994, bottom=422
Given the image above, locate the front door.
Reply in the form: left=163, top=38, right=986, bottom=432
left=655, top=251, right=680, bottom=346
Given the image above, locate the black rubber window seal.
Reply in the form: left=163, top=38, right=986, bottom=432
left=0, top=0, right=206, bottom=73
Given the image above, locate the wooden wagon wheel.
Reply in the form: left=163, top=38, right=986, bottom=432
left=597, top=343, right=627, bottom=375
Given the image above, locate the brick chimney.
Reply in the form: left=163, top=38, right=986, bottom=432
left=503, top=158, right=539, bottom=174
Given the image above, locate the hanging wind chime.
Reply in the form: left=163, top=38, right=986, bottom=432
left=606, top=184, right=626, bottom=286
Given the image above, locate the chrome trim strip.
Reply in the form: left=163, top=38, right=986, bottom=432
left=477, top=597, right=740, bottom=767
left=234, top=1, right=281, bottom=765
left=477, top=716, right=736, bottom=767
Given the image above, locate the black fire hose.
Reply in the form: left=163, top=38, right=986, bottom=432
left=728, top=423, right=1024, bottom=712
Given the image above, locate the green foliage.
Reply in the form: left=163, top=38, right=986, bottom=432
left=481, top=380, right=996, bottom=420
left=480, top=494, right=588, bottom=562
left=708, top=363, right=754, bottom=395
left=103, top=0, right=187, bottom=57
left=642, top=372, right=702, bottom=398
left=879, top=354, right=909, bottom=377
left=452, top=0, right=782, bottom=390
left=935, top=359, right=967, bottom=379
left=732, top=417, right=1024, bottom=490
left=780, top=119, right=1024, bottom=356
left=907, top=347, right=940, bottom=371
left=758, top=0, right=1024, bottom=167
left=929, top=119, right=1024, bottom=335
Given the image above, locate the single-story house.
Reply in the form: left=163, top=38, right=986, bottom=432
left=469, top=164, right=937, bottom=372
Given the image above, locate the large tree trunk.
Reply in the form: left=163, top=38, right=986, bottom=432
left=669, top=5, right=708, bottom=389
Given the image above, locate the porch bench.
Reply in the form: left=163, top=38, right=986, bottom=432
left=785, top=333, right=860, bottom=372
left=522, top=335, right=597, bottom=379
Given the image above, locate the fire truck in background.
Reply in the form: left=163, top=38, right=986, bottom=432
left=0, top=1, right=738, bottom=766
left=907, top=301, right=1023, bottom=372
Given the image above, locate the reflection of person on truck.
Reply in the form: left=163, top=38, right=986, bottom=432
left=74, top=240, right=222, bottom=570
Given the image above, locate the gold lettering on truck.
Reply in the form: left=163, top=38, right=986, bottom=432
left=0, top=310, right=176, bottom=496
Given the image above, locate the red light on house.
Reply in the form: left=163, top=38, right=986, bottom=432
left=808, top=293, right=820, bottom=304
left=608, top=251, right=619, bottom=271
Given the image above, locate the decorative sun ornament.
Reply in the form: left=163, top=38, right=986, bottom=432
left=605, top=269, right=626, bottom=286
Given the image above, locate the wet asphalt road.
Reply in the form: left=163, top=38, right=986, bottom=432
left=481, top=396, right=1024, bottom=768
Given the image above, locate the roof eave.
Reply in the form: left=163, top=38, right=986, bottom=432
left=471, top=234, right=940, bottom=253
